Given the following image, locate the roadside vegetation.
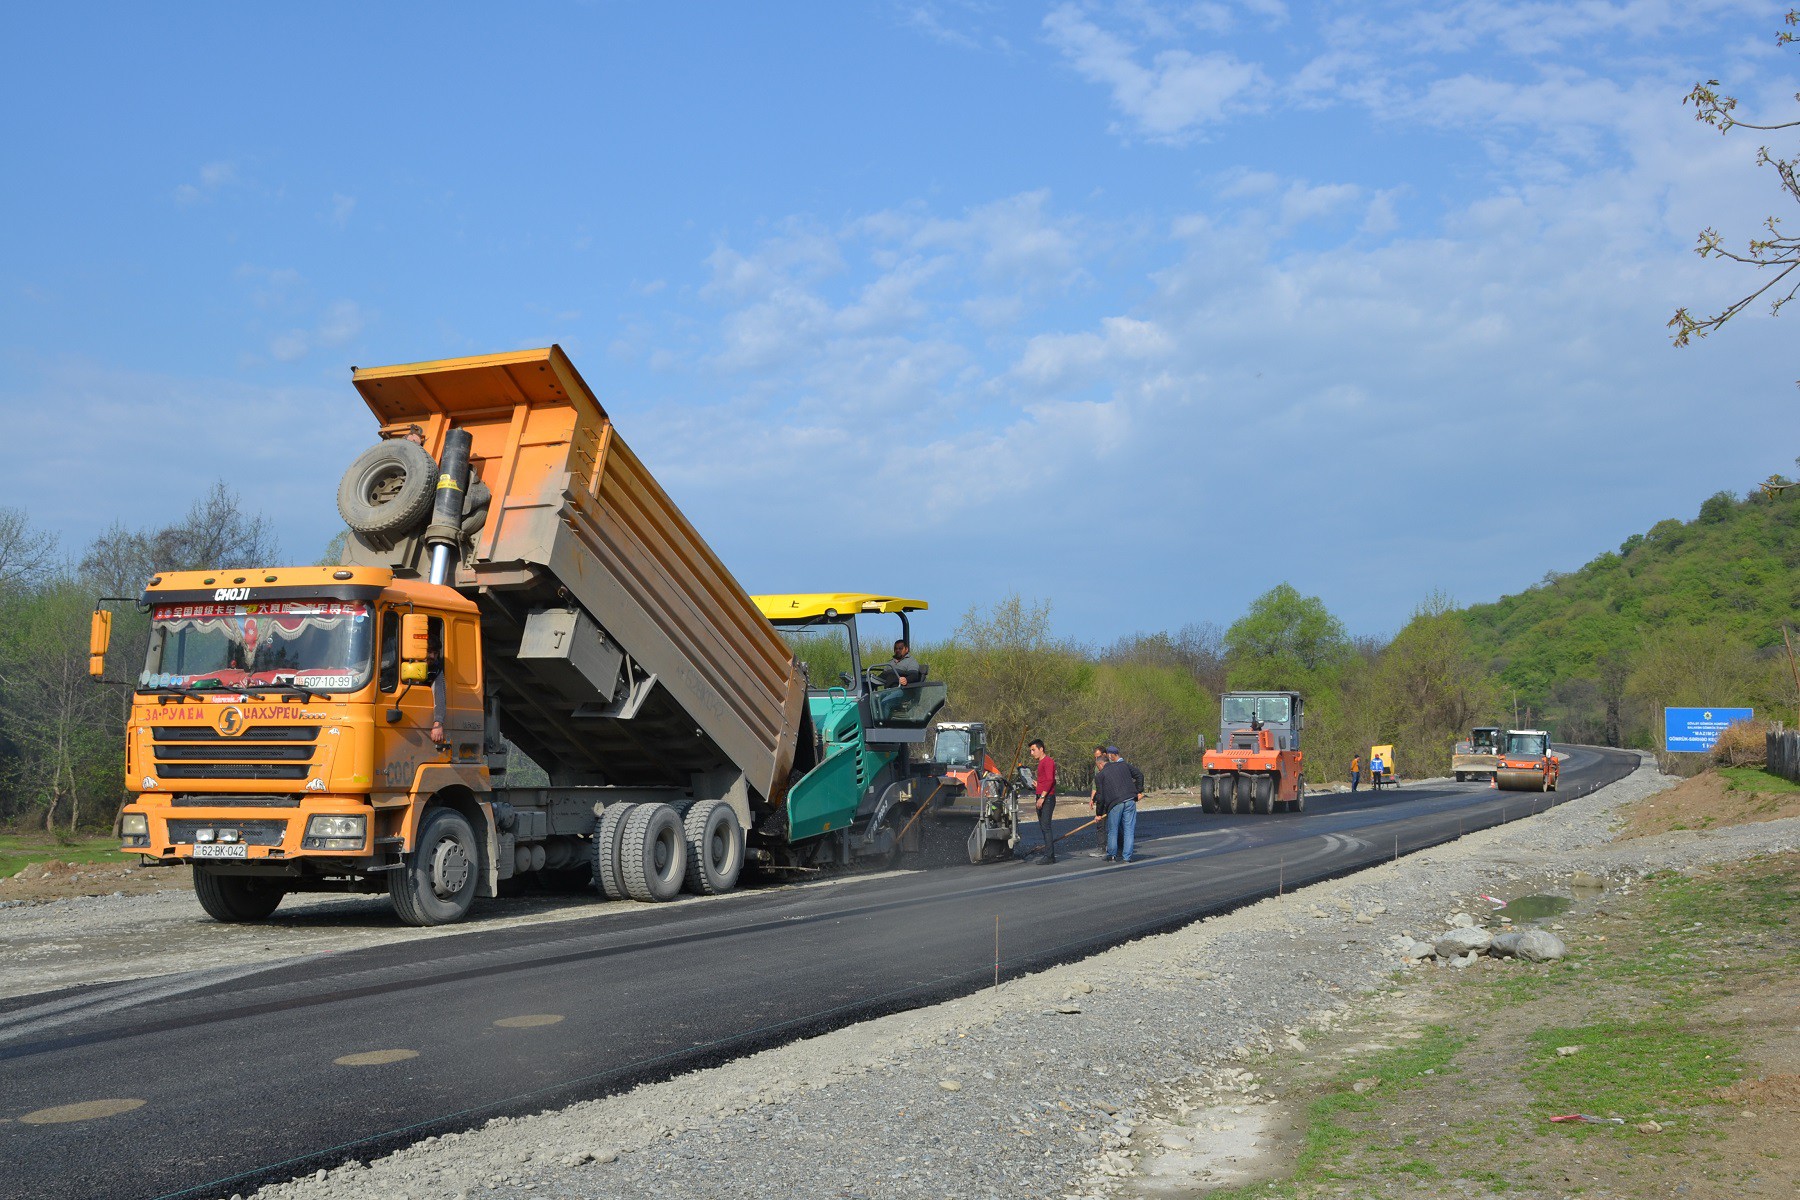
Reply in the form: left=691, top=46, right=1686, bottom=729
left=1213, top=851, right=1798, bottom=1198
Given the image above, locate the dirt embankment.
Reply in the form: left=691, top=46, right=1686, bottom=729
left=1616, top=769, right=1800, bottom=839
left=0, top=858, right=191, bottom=904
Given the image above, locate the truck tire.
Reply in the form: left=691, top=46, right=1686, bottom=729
left=390, top=807, right=480, bottom=926
left=593, top=803, right=637, bottom=901
left=192, top=869, right=285, bottom=923
left=1291, top=778, right=1306, bottom=813
left=621, top=803, right=687, bottom=902
left=1252, top=775, right=1274, bottom=814
left=1217, top=773, right=1236, bottom=814
left=683, top=800, right=743, bottom=895
left=1198, top=775, right=1217, bottom=813
left=337, top=439, right=437, bottom=537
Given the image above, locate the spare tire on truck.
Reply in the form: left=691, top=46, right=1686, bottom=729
left=337, top=439, right=437, bottom=537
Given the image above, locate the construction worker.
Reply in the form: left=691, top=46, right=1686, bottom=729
left=1370, top=751, right=1386, bottom=790
left=1350, top=753, right=1362, bottom=793
left=1028, top=739, right=1057, bottom=863
left=1087, top=745, right=1109, bottom=857
left=1097, top=746, right=1145, bottom=863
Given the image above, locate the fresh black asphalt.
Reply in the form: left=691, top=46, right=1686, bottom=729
left=0, top=747, right=1637, bottom=1200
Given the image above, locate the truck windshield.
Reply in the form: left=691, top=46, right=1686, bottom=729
left=777, top=621, right=855, bottom=693
left=139, top=601, right=376, bottom=693
left=933, top=729, right=973, bottom=766
left=1504, top=733, right=1548, bottom=757
left=1222, top=695, right=1290, bottom=724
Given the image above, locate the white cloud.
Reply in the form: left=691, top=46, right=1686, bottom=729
left=267, top=300, right=368, bottom=363
left=1010, top=316, right=1174, bottom=389
left=174, top=161, right=239, bottom=205
left=329, top=193, right=356, bottom=228
left=1043, top=4, right=1265, bottom=140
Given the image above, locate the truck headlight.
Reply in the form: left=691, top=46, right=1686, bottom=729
left=303, top=814, right=367, bottom=851
left=305, top=815, right=366, bottom=839
left=120, top=814, right=148, bottom=836
left=195, top=828, right=216, bottom=843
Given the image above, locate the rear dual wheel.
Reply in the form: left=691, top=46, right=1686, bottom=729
left=1252, top=775, right=1275, bottom=815
left=1199, top=775, right=1218, bottom=813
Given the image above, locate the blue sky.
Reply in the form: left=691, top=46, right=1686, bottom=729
left=3, top=1, right=1796, bottom=644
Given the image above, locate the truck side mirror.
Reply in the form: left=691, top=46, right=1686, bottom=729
left=1196, top=734, right=1207, bottom=752
left=400, top=612, right=430, bottom=683
left=88, top=609, right=112, bottom=678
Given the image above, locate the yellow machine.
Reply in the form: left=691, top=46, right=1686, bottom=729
left=1367, top=744, right=1398, bottom=790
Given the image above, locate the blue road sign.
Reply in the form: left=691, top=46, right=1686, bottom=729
left=1664, top=706, right=1754, bottom=752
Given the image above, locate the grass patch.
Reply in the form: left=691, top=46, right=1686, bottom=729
left=1718, top=766, right=1800, bottom=795
left=1210, top=1027, right=1467, bottom=1197
left=0, top=833, right=128, bottom=880
left=1204, top=856, right=1797, bottom=1197
left=1526, top=1019, right=1740, bottom=1139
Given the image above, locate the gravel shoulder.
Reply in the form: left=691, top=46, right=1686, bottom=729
left=228, top=753, right=1799, bottom=1200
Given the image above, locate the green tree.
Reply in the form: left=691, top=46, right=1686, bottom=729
left=1224, top=583, right=1352, bottom=688
left=1368, top=592, right=1500, bottom=776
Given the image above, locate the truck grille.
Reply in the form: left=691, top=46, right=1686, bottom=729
left=165, top=818, right=289, bottom=846
left=151, top=726, right=319, bottom=782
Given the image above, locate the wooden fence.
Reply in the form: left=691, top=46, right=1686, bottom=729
left=1767, top=726, right=1800, bottom=782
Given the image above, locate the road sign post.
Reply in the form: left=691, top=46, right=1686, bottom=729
left=1663, top=706, right=1754, bottom=753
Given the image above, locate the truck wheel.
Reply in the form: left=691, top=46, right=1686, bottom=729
left=621, top=803, right=687, bottom=902
left=1217, top=773, right=1236, bottom=814
left=593, top=803, right=637, bottom=901
left=390, top=807, right=479, bottom=926
left=1198, top=776, right=1217, bottom=813
left=1252, top=775, right=1274, bottom=814
left=1292, top=781, right=1305, bottom=814
left=337, top=439, right=437, bottom=537
left=683, top=800, right=743, bottom=895
left=192, top=869, right=285, bottom=923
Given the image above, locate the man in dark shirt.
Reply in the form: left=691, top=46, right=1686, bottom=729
left=1087, top=745, right=1109, bottom=857
left=1028, top=739, right=1057, bottom=863
left=881, top=639, right=921, bottom=687
left=1096, top=745, right=1145, bottom=863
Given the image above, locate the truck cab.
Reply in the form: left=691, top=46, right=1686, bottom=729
left=112, top=566, right=489, bottom=924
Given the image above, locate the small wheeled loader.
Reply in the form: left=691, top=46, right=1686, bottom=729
left=1199, top=691, right=1306, bottom=814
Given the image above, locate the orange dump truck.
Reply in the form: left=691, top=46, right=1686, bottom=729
left=97, top=346, right=946, bottom=925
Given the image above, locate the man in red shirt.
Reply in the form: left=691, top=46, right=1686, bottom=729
left=1028, top=739, right=1058, bottom=863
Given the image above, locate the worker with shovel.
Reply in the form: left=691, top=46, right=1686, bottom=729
left=1097, top=745, right=1146, bottom=863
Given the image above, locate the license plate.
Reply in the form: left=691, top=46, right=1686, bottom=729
left=191, top=843, right=248, bottom=859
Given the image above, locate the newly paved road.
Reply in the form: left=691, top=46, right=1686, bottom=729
left=0, top=747, right=1636, bottom=1200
